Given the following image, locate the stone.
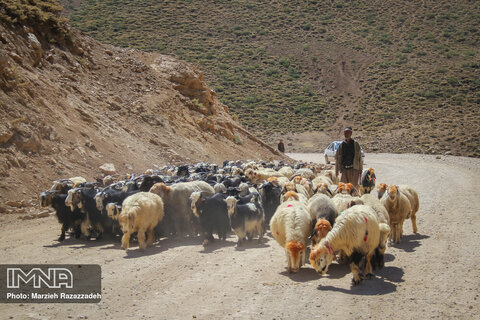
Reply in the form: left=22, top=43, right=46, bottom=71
left=6, top=200, right=24, bottom=208
left=99, top=163, right=116, bottom=175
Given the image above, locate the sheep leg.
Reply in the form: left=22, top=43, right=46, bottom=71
left=411, top=212, right=418, bottom=233
left=58, top=224, right=67, bottom=241
left=73, top=224, right=82, bottom=238
left=121, top=232, right=131, bottom=250
left=365, top=251, right=375, bottom=279
left=256, top=223, right=264, bottom=243
left=146, top=228, right=155, bottom=246
left=137, top=230, right=147, bottom=251
left=349, top=262, right=364, bottom=285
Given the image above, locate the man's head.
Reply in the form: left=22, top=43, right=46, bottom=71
left=344, top=126, right=352, bottom=141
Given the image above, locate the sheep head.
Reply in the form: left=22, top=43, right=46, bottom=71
left=267, top=177, right=278, bottom=185
left=225, top=196, right=238, bottom=216
left=377, top=183, right=388, bottom=199
left=285, top=240, right=306, bottom=273
left=314, top=219, right=332, bottom=239
left=387, top=185, right=399, bottom=201
left=106, top=202, right=121, bottom=220
left=190, top=192, right=203, bottom=218
left=282, top=191, right=299, bottom=202
left=40, top=190, right=58, bottom=207
left=292, top=176, right=302, bottom=184
left=309, top=244, right=335, bottom=275
left=149, top=183, right=170, bottom=199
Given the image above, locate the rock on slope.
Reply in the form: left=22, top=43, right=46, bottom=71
left=0, top=21, right=284, bottom=209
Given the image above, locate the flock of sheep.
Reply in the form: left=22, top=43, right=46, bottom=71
left=39, top=160, right=419, bottom=285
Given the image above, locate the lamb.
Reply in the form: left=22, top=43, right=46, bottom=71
left=118, top=192, right=164, bottom=251
left=270, top=201, right=313, bottom=273
left=149, top=181, right=214, bottom=237
left=380, top=185, right=411, bottom=244
left=225, top=195, right=264, bottom=245
left=309, top=205, right=390, bottom=284
left=307, top=193, right=337, bottom=246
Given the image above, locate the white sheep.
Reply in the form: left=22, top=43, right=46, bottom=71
left=118, top=192, right=164, bottom=251
left=213, top=183, right=227, bottom=194
left=278, top=166, right=295, bottom=179
left=294, top=168, right=316, bottom=180
left=397, top=185, right=419, bottom=233
left=149, top=181, right=214, bottom=236
left=380, top=185, right=411, bottom=244
left=245, top=168, right=283, bottom=184
left=270, top=201, right=313, bottom=273
left=309, top=205, right=390, bottom=284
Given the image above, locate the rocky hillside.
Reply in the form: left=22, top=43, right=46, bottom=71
left=63, top=0, right=480, bottom=157
left=0, top=2, right=286, bottom=212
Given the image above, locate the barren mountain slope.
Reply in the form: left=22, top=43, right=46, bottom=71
left=0, top=21, right=286, bottom=211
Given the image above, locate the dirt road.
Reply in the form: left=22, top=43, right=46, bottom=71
left=1, top=153, right=479, bottom=319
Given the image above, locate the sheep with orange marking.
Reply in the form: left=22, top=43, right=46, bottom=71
left=309, top=205, right=390, bottom=285
left=378, top=183, right=419, bottom=234
left=380, top=185, right=411, bottom=244
left=359, top=168, right=376, bottom=195
left=270, top=201, right=313, bottom=273
left=281, top=190, right=308, bottom=206
left=377, top=183, right=388, bottom=199
left=282, top=181, right=310, bottom=201
left=307, top=193, right=337, bottom=246
left=118, top=192, right=164, bottom=251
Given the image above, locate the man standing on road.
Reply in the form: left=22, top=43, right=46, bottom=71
left=335, top=126, right=362, bottom=187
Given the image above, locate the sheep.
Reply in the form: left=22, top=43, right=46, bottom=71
left=309, top=205, right=390, bottom=284
left=41, top=191, right=83, bottom=241
left=307, top=193, right=337, bottom=246
left=213, top=183, right=227, bottom=194
left=337, top=182, right=360, bottom=197
left=331, top=192, right=363, bottom=216
left=321, top=170, right=338, bottom=185
left=149, top=181, right=214, bottom=237
left=360, top=194, right=390, bottom=269
left=258, top=180, right=282, bottom=225
left=314, top=182, right=334, bottom=197
left=225, top=195, right=264, bottom=245
left=281, top=190, right=308, bottom=206
left=312, top=175, right=333, bottom=189
left=380, top=185, right=411, bottom=244
left=118, top=192, right=164, bottom=251
left=190, top=192, right=230, bottom=246
left=50, top=177, right=87, bottom=193
left=282, top=181, right=310, bottom=200
left=360, top=168, right=376, bottom=195
left=377, top=183, right=388, bottom=199
left=278, top=166, right=295, bottom=179
left=294, top=168, right=316, bottom=180
left=270, top=201, right=313, bottom=273
left=397, top=185, right=419, bottom=233
left=245, top=168, right=283, bottom=184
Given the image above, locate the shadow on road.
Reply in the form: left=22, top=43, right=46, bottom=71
left=390, top=233, right=430, bottom=252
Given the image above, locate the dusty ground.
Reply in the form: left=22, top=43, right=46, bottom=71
left=1, top=153, right=479, bottom=320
